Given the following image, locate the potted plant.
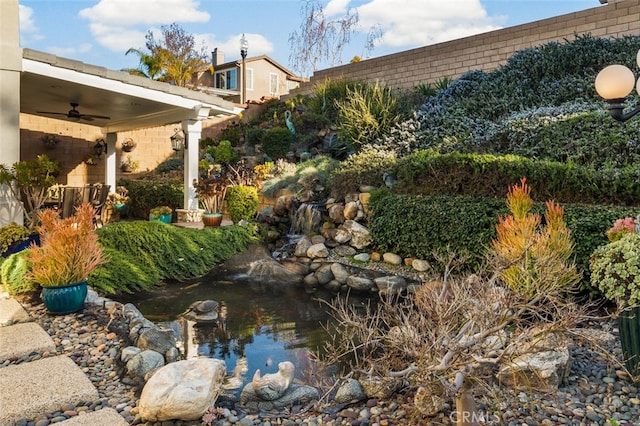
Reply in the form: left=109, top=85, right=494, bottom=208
left=0, top=155, right=60, bottom=230
left=194, top=168, right=230, bottom=227
left=149, top=206, right=173, bottom=224
left=0, top=222, right=35, bottom=257
left=590, top=229, right=640, bottom=377
left=108, top=186, right=130, bottom=212
left=27, top=203, right=107, bottom=314
left=120, top=155, right=139, bottom=173
left=121, top=137, right=137, bottom=152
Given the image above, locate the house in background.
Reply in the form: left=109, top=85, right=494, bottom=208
left=194, top=49, right=307, bottom=104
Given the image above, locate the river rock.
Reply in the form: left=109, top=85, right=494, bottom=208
left=295, top=237, right=313, bottom=257
left=342, top=220, right=372, bottom=249
left=126, top=349, right=165, bottom=379
left=412, top=259, right=430, bottom=272
left=137, top=326, right=177, bottom=354
left=334, top=378, right=367, bottom=403
left=333, top=245, right=356, bottom=256
left=307, top=243, right=329, bottom=258
left=346, top=276, right=375, bottom=291
left=498, top=348, right=572, bottom=391
left=303, top=273, right=319, bottom=289
left=354, top=253, right=371, bottom=262
left=344, top=201, right=359, bottom=220
left=382, top=252, right=402, bottom=265
left=139, top=358, right=226, bottom=421
left=330, top=262, right=350, bottom=284
left=315, top=263, right=334, bottom=285
left=334, top=228, right=352, bottom=244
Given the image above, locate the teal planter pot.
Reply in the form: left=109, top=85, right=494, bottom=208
left=41, top=280, right=88, bottom=315
left=150, top=213, right=172, bottom=224
left=619, top=306, right=640, bottom=377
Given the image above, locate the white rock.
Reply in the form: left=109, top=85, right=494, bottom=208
left=382, top=252, right=402, bottom=265
left=411, top=259, right=430, bottom=272
left=342, top=220, right=372, bottom=249
left=139, top=358, right=226, bottom=422
left=307, top=243, right=329, bottom=259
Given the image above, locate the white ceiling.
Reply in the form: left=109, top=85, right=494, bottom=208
left=20, top=49, right=238, bottom=133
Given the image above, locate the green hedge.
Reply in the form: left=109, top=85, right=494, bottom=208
left=1, top=221, right=258, bottom=295
left=120, top=179, right=183, bottom=219
left=368, top=190, right=638, bottom=286
left=226, top=185, right=259, bottom=223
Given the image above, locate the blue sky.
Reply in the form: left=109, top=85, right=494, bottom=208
left=19, top=0, right=603, bottom=77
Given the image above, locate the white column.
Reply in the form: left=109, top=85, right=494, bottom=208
left=105, top=133, right=117, bottom=193
left=0, top=0, right=23, bottom=226
left=182, top=120, right=202, bottom=210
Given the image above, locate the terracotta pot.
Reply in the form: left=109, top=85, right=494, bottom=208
left=202, top=212, right=223, bottom=227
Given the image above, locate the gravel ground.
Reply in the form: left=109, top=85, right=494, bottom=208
left=3, top=296, right=640, bottom=426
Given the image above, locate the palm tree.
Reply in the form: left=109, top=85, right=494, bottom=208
left=122, top=48, right=164, bottom=80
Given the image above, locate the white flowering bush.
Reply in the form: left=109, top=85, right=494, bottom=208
left=590, top=232, right=640, bottom=308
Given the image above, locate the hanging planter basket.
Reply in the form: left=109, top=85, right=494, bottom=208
left=121, top=138, right=136, bottom=152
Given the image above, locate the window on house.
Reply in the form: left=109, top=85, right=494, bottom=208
left=214, top=69, right=238, bottom=90
left=246, top=68, right=253, bottom=91
left=269, top=73, right=279, bottom=96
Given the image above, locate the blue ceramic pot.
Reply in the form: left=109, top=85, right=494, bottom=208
left=41, top=280, right=88, bottom=315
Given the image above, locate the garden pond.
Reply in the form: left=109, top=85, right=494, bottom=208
left=114, top=268, right=372, bottom=391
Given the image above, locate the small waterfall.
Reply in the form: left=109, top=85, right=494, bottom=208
left=290, top=202, right=323, bottom=235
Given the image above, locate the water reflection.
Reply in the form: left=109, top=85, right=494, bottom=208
left=114, top=269, right=370, bottom=390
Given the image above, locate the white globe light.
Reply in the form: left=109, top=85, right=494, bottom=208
left=595, top=64, right=636, bottom=100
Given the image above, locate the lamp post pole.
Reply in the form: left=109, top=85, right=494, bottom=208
left=240, top=34, right=248, bottom=105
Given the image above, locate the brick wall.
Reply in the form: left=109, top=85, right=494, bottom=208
left=292, top=0, right=640, bottom=95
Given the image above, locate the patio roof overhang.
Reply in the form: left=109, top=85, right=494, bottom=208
left=20, top=49, right=239, bottom=133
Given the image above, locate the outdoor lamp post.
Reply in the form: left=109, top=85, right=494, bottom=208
left=170, top=128, right=185, bottom=151
left=240, top=33, right=248, bottom=104
left=595, top=50, right=640, bottom=122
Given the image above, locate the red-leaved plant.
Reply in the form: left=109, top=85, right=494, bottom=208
left=27, top=203, right=107, bottom=287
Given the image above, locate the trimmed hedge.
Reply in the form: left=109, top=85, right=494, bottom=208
left=368, top=190, right=638, bottom=285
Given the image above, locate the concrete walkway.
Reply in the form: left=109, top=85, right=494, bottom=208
left=0, top=295, right=129, bottom=426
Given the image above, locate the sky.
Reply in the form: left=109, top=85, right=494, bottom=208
left=18, top=0, right=603, bottom=77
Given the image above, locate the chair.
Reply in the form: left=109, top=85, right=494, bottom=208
left=91, top=184, right=110, bottom=228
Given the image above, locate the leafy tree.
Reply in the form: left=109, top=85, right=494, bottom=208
left=125, top=22, right=211, bottom=87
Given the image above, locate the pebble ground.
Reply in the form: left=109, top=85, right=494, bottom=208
left=3, top=298, right=640, bottom=425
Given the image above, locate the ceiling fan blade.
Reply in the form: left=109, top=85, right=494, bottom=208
left=79, top=116, right=95, bottom=122
left=37, top=111, right=67, bottom=116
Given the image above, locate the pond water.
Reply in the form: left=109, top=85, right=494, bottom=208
left=114, top=269, right=371, bottom=391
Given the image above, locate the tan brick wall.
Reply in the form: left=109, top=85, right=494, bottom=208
left=292, top=0, right=640, bottom=95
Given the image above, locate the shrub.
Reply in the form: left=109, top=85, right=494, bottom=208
left=328, top=147, right=397, bottom=199
left=307, top=77, right=365, bottom=122
left=261, top=156, right=340, bottom=199
left=261, top=127, right=294, bottom=160
left=336, top=81, right=404, bottom=151
left=0, top=251, right=35, bottom=295
left=155, top=157, right=184, bottom=174
left=0, top=223, right=31, bottom=256
left=226, top=185, right=259, bottom=223
left=120, top=179, right=183, bottom=219
left=206, top=140, right=239, bottom=164
left=590, top=233, right=640, bottom=308
left=489, top=178, right=580, bottom=300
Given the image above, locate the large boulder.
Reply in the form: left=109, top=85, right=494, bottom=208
left=125, top=349, right=165, bottom=379
left=341, top=220, right=372, bottom=249
left=139, top=358, right=226, bottom=422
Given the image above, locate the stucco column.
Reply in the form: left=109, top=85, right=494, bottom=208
left=105, top=133, right=117, bottom=193
left=0, top=0, right=23, bottom=226
left=183, top=120, right=202, bottom=210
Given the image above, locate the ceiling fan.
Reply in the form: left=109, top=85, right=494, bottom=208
left=37, top=102, right=111, bottom=121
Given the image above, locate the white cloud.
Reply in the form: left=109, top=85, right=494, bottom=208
left=326, top=0, right=352, bottom=17
left=200, top=33, right=274, bottom=63
left=19, top=4, right=37, bottom=33
left=356, top=0, right=502, bottom=48
left=79, top=0, right=210, bottom=52
left=78, top=0, right=210, bottom=26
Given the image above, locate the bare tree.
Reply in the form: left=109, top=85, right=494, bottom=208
left=288, top=0, right=360, bottom=75
left=130, top=22, right=211, bottom=88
